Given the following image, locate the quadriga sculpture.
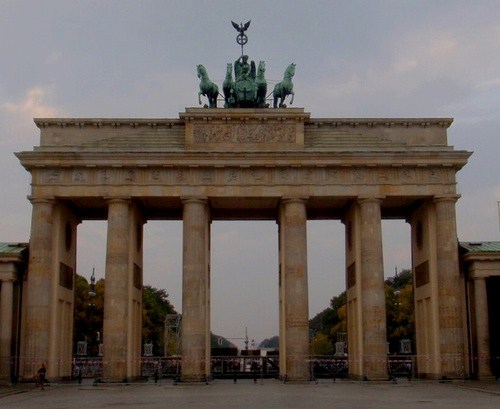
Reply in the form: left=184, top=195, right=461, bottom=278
left=273, top=63, right=295, bottom=108
left=197, top=64, right=219, bottom=108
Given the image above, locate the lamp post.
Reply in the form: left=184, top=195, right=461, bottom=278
left=88, top=268, right=97, bottom=356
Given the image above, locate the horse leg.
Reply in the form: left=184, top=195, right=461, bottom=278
left=290, top=91, right=295, bottom=105
left=198, top=91, right=203, bottom=105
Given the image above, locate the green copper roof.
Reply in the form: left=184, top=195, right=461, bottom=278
left=0, top=242, right=28, bottom=256
left=459, top=241, right=500, bottom=253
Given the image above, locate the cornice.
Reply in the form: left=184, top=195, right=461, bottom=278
left=15, top=149, right=471, bottom=170
left=33, top=116, right=453, bottom=129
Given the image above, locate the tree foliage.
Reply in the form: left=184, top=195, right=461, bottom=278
left=385, top=269, right=414, bottom=353
left=73, top=274, right=176, bottom=356
left=142, top=285, right=176, bottom=355
left=308, top=268, right=415, bottom=355
left=73, top=275, right=104, bottom=356
left=310, top=333, right=335, bottom=355
left=258, top=336, right=279, bottom=349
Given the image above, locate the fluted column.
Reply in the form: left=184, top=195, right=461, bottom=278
left=279, top=198, right=309, bottom=381
left=22, top=198, right=54, bottom=379
left=358, top=197, right=387, bottom=380
left=0, top=275, right=16, bottom=381
left=473, top=276, right=492, bottom=379
left=102, top=198, right=131, bottom=382
left=181, top=198, right=210, bottom=382
left=434, top=195, right=465, bottom=377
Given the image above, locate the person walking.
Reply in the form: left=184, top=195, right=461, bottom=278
left=37, top=363, right=47, bottom=390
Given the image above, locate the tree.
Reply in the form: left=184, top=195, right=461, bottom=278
left=259, top=336, right=279, bottom=349
left=309, top=291, right=347, bottom=354
left=385, top=269, right=414, bottom=353
left=308, top=268, right=415, bottom=355
left=73, top=274, right=104, bottom=356
left=310, top=333, right=334, bottom=355
left=142, top=285, right=176, bottom=356
left=73, top=275, right=176, bottom=357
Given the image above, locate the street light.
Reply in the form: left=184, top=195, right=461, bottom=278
left=88, top=268, right=96, bottom=297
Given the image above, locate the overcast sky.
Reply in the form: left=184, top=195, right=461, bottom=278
left=1, top=1, right=500, bottom=347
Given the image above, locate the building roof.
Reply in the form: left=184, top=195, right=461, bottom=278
left=0, top=242, right=28, bottom=258
left=459, top=241, right=500, bottom=254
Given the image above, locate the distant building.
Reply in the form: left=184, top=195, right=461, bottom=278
left=460, top=241, right=500, bottom=379
left=0, top=243, right=28, bottom=383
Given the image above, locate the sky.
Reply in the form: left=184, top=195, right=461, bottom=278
left=1, top=0, right=500, bottom=348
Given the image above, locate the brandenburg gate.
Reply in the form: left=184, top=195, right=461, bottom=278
left=16, top=107, right=470, bottom=382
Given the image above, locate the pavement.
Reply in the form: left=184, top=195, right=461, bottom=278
left=0, top=378, right=499, bottom=409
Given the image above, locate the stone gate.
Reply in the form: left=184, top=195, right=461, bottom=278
left=16, top=107, right=471, bottom=381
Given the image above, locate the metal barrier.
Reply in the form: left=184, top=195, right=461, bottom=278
left=310, top=356, right=349, bottom=379
left=211, top=355, right=279, bottom=379
left=387, top=355, right=415, bottom=378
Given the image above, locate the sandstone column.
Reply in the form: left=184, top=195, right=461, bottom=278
left=359, top=197, right=387, bottom=380
left=279, top=198, right=309, bottom=381
left=102, top=198, right=131, bottom=382
left=181, top=198, right=210, bottom=382
left=21, top=198, right=54, bottom=379
left=434, top=195, right=465, bottom=377
left=473, top=276, right=492, bottom=379
left=0, top=275, right=15, bottom=381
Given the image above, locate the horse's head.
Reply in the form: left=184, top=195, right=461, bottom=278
left=284, top=63, right=296, bottom=79
left=257, top=61, right=266, bottom=75
left=196, top=64, right=206, bottom=79
left=225, top=63, right=233, bottom=77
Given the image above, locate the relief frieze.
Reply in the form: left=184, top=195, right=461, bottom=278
left=193, top=123, right=296, bottom=143
left=400, top=168, right=416, bottom=183
left=45, top=168, right=62, bottom=184
left=72, top=169, right=87, bottom=184
left=225, top=168, right=240, bottom=184
left=37, top=165, right=451, bottom=188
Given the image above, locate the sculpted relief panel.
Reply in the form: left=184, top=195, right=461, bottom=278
left=36, top=165, right=453, bottom=189
left=192, top=123, right=296, bottom=144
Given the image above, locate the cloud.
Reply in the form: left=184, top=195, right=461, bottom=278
left=2, top=86, right=62, bottom=118
left=1, top=86, right=66, bottom=150
left=306, top=20, right=500, bottom=117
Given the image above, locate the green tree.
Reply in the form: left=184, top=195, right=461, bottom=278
left=74, top=275, right=176, bottom=357
left=142, top=285, right=176, bottom=356
left=385, top=269, right=414, bottom=353
left=310, top=333, right=335, bottom=355
left=73, top=274, right=104, bottom=356
left=308, top=268, right=415, bottom=355
left=259, top=336, right=279, bottom=349
left=309, top=291, right=347, bottom=354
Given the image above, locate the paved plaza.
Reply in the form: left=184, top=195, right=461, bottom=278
left=0, top=379, right=499, bottom=409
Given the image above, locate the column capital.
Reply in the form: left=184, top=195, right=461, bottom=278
left=0, top=272, right=17, bottom=283
left=104, top=197, right=132, bottom=205
left=181, top=196, right=208, bottom=205
left=433, top=194, right=461, bottom=204
left=280, top=196, right=308, bottom=205
left=28, top=196, right=56, bottom=205
left=357, top=195, right=385, bottom=205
